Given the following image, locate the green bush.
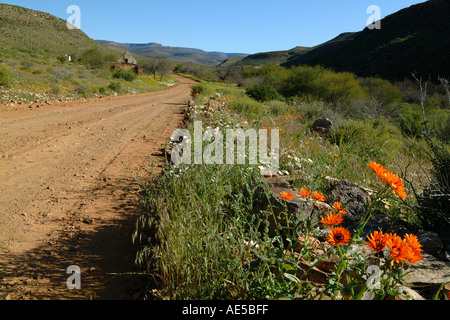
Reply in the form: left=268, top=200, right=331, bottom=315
left=329, top=117, right=404, bottom=162
left=0, top=63, right=15, bottom=86
left=108, top=80, right=122, bottom=93
left=112, top=69, right=137, bottom=82
left=360, top=77, right=403, bottom=107
left=80, top=48, right=104, bottom=68
left=246, top=84, right=280, bottom=102
left=247, top=65, right=366, bottom=105
left=74, top=82, right=99, bottom=98
left=191, top=83, right=207, bottom=96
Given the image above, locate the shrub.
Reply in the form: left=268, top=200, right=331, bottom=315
left=246, top=84, right=280, bottom=102
left=360, top=77, right=403, bottom=107
left=311, top=71, right=367, bottom=105
left=191, top=83, right=207, bottom=97
left=112, top=69, right=137, bottom=82
left=0, top=63, right=15, bottom=86
left=108, top=80, right=122, bottom=93
left=80, top=48, right=103, bottom=68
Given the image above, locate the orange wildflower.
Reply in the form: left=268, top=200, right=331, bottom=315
left=328, top=227, right=352, bottom=246
left=386, top=234, right=409, bottom=265
left=404, top=234, right=423, bottom=265
left=280, top=191, right=294, bottom=201
left=333, top=202, right=347, bottom=215
left=299, top=189, right=312, bottom=198
left=313, top=191, right=326, bottom=202
left=368, top=162, right=407, bottom=200
left=366, top=231, right=388, bottom=253
left=320, top=213, right=344, bottom=227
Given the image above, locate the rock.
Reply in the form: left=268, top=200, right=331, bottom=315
left=312, top=118, right=333, bottom=133
left=316, top=255, right=340, bottom=273
left=326, top=180, right=377, bottom=234
left=293, top=235, right=320, bottom=253
left=297, top=259, right=329, bottom=285
left=403, top=252, right=450, bottom=286
left=417, top=231, right=444, bottom=258
left=387, top=286, right=425, bottom=300
left=261, top=176, right=331, bottom=237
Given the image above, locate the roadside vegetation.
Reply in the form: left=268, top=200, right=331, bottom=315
left=0, top=46, right=177, bottom=104
left=134, top=63, right=449, bottom=300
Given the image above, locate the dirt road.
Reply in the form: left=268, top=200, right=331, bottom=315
left=0, top=75, right=195, bottom=300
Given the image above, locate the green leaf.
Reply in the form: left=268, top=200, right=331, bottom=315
left=283, top=273, right=301, bottom=283
left=282, top=263, right=295, bottom=271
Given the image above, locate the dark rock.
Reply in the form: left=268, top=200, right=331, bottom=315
left=417, top=231, right=444, bottom=258
left=326, top=180, right=377, bottom=234
left=259, top=176, right=331, bottom=237
left=312, top=118, right=333, bottom=133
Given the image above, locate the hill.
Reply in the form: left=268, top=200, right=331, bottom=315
left=96, top=40, right=248, bottom=66
left=282, top=0, right=450, bottom=81
left=233, top=32, right=359, bottom=68
left=0, top=3, right=118, bottom=58
left=0, top=4, right=175, bottom=104
left=234, top=46, right=312, bottom=67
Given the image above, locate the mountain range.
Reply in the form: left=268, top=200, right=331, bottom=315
left=96, top=40, right=248, bottom=66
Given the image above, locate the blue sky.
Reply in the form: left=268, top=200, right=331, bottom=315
left=1, top=0, right=426, bottom=54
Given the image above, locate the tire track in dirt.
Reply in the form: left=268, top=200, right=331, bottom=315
left=0, top=75, right=195, bottom=300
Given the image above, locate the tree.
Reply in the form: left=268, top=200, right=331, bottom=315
left=157, top=60, right=172, bottom=81
left=215, top=65, right=242, bottom=82
left=143, top=59, right=160, bottom=79
left=143, top=59, right=172, bottom=81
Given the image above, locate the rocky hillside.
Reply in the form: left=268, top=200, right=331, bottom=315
left=283, top=0, right=450, bottom=81
left=0, top=3, right=117, bottom=57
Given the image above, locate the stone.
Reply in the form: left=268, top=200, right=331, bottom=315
left=293, top=235, right=320, bottom=253
left=261, top=176, right=331, bottom=237
left=297, top=259, right=329, bottom=285
left=326, top=180, right=377, bottom=234
left=403, top=252, right=450, bottom=286
left=388, top=286, right=425, bottom=300
left=312, top=118, right=333, bottom=133
left=417, top=231, right=444, bottom=258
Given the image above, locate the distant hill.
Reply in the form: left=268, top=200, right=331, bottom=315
left=96, top=40, right=248, bottom=66
left=232, top=33, right=360, bottom=68
left=233, top=46, right=312, bottom=67
left=0, top=4, right=117, bottom=57
left=282, top=0, right=450, bottom=81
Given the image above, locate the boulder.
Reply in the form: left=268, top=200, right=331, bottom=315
left=312, top=118, right=333, bottom=133
left=417, top=231, right=444, bottom=258
left=261, top=176, right=331, bottom=237
left=403, top=252, right=450, bottom=285
left=326, top=180, right=380, bottom=234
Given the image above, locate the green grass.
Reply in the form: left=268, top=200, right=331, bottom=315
left=133, top=80, right=448, bottom=300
